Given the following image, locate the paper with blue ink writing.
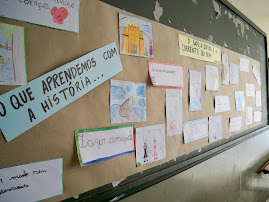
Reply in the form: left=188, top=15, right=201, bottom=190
left=0, top=0, right=80, bottom=33
left=189, top=70, right=201, bottom=111
left=0, top=42, right=123, bottom=142
left=75, top=125, right=134, bottom=166
left=0, top=158, right=63, bottom=202
left=110, top=79, right=146, bottom=123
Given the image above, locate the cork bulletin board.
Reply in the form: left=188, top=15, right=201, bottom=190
left=0, top=0, right=268, bottom=201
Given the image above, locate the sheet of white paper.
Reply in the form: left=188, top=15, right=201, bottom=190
left=75, top=125, right=134, bottom=166
left=148, top=61, right=184, bottom=87
left=245, top=107, right=253, bottom=125
left=189, top=70, right=201, bottom=111
left=229, top=116, right=242, bottom=133
left=0, top=1, right=80, bottom=33
left=254, top=111, right=262, bottom=123
left=230, top=63, right=239, bottom=84
left=252, top=63, right=261, bottom=87
left=256, top=91, right=261, bottom=107
left=135, top=124, right=166, bottom=167
left=110, top=80, right=146, bottom=124
left=206, top=65, right=219, bottom=91
left=0, top=158, right=63, bottom=202
left=209, top=116, right=222, bottom=142
left=166, top=89, right=183, bottom=136
left=240, top=57, right=249, bottom=72
left=215, top=95, right=231, bottom=113
left=183, top=118, right=208, bottom=144
left=235, top=91, right=245, bottom=111
left=221, top=53, right=229, bottom=85
left=246, top=83, right=255, bottom=96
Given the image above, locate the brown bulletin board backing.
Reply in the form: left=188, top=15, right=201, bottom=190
left=0, top=0, right=267, bottom=201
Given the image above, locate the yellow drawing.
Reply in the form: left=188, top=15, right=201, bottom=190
left=122, top=25, right=144, bottom=55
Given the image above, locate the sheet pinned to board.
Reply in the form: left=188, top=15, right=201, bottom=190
left=0, top=42, right=123, bottom=142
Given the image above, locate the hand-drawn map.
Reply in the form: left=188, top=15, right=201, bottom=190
left=110, top=80, right=146, bottom=123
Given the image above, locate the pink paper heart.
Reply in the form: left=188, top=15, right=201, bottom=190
left=51, top=7, right=68, bottom=24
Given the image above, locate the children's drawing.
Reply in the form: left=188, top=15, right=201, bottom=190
left=51, top=7, right=69, bottom=24
left=110, top=80, right=146, bottom=123
left=0, top=23, right=27, bottom=85
left=119, top=13, right=154, bottom=58
left=206, top=65, right=219, bottom=91
left=189, top=70, right=201, bottom=111
left=235, top=91, right=245, bottom=111
left=209, top=116, right=222, bottom=142
left=221, top=53, right=229, bottom=85
left=166, top=89, right=183, bottom=136
left=136, top=124, right=166, bottom=167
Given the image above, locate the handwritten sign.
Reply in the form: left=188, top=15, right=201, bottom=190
left=183, top=118, right=208, bottom=144
left=75, top=125, right=134, bottom=166
left=148, top=61, right=184, bottom=87
left=0, top=42, right=123, bottom=142
left=0, top=0, right=80, bottom=33
left=0, top=158, right=63, bottom=202
left=178, top=34, right=221, bottom=64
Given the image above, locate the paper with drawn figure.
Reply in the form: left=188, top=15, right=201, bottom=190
left=148, top=61, right=184, bottom=87
left=246, top=83, right=255, bottom=96
left=206, top=65, right=219, bottom=91
left=235, top=91, right=245, bottom=111
left=240, top=57, right=249, bottom=72
left=209, top=116, right=222, bottom=142
left=230, top=63, right=239, bottom=85
left=254, top=111, right=262, bottom=123
left=119, top=13, right=153, bottom=58
left=183, top=118, right=208, bottom=144
left=110, top=80, right=146, bottom=124
left=256, top=91, right=261, bottom=107
left=75, top=125, right=134, bottom=166
left=0, top=42, right=123, bottom=142
left=221, top=53, right=229, bottom=85
left=135, top=124, right=166, bottom=167
left=245, top=107, right=253, bottom=125
left=229, top=116, right=242, bottom=133
left=0, top=158, right=63, bottom=202
left=215, top=95, right=231, bottom=113
left=166, top=89, right=183, bottom=136
left=253, top=63, right=261, bottom=87
left=0, top=0, right=80, bottom=33
left=0, top=23, right=27, bottom=86
left=189, top=70, right=201, bottom=111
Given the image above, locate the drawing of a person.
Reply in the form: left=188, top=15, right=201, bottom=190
left=153, top=138, right=158, bottom=160
left=143, top=142, right=148, bottom=162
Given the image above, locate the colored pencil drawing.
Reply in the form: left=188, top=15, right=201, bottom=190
left=110, top=80, right=146, bottom=123
left=0, top=23, right=27, bottom=85
left=209, top=116, right=222, bottom=142
left=119, top=13, right=153, bottom=58
left=135, top=124, right=166, bottom=167
left=51, top=7, right=69, bottom=24
left=189, top=70, right=201, bottom=111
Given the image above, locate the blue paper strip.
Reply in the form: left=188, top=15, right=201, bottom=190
left=0, top=42, right=123, bottom=142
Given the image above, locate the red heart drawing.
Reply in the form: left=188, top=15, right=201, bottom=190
left=51, top=7, right=68, bottom=24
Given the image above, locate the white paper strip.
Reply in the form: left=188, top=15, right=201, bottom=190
left=256, top=91, right=261, bottom=107
left=0, top=158, right=63, bottom=202
left=148, top=61, right=184, bottom=87
left=253, top=63, right=261, bottom=87
left=245, top=107, right=253, bottom=125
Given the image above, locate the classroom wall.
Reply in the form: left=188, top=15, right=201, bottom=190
left=122, top=128, right=269, bottom=202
